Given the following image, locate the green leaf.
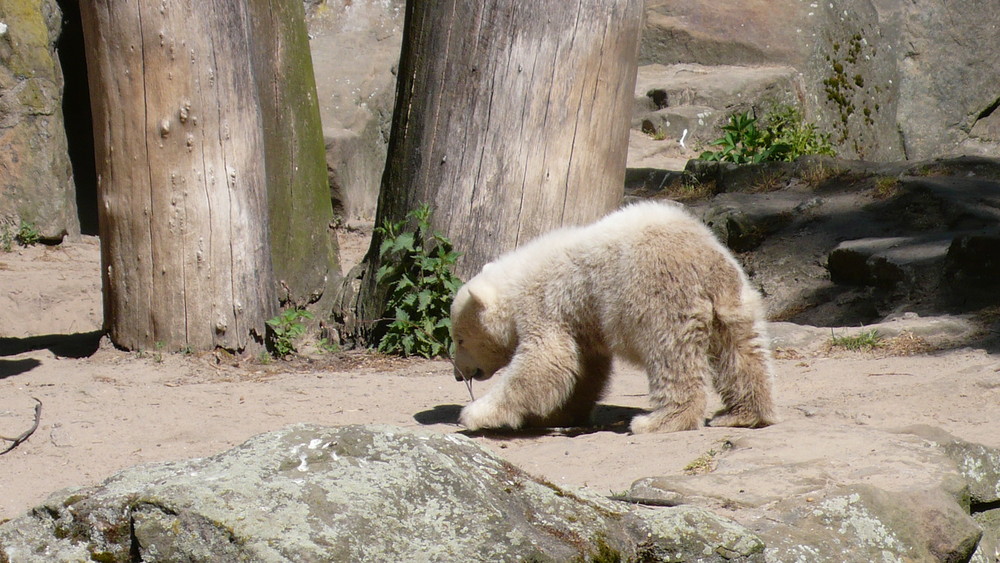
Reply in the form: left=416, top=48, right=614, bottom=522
left=417, top=290, right=433, bottom=311
left=392, top=232, right=415, bottom=253
left=375, top=264, right=394, bottom=283
left=378, top=238, right=395, bottom=258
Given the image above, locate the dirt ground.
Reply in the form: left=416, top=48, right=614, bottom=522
left=2, top=232, right=1000, bottom=522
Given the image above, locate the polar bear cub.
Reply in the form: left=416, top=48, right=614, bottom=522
left=450, top=201, right=776, bottom=433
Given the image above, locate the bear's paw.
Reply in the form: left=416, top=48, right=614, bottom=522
left=460, top=395, right=523, bottom=431
left=707, top=409, right=776, bottom=429
left=629, top=410, right=704, bottom=434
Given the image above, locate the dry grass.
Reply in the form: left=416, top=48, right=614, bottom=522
left=822, top=329, right=932, bottom=357
left=879, top=331, right=934, bottom=356
left=659, top=175, right=717, bottom=201
left=799, top=161, right=835, bottom=189
left=872, top=176, right=901, bottom=200
left=749, top=170, right=788, bottom=193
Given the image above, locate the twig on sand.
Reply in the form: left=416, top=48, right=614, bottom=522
left=0, top=397, right=42, bottom=455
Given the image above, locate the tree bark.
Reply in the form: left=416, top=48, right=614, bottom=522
left=248, top=0, right=340, bottom=308
left=344, top=0, right=643, bottom=342
left=80, top=0, right=277, bottom=353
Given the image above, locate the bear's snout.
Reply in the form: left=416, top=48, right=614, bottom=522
left=454, top=367, right=484, bottom=381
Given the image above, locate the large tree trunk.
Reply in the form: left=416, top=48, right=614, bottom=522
left=343, top=0, right=643, bottom=343
left=249, top=0, right=340, bottom=309
left=80, top=0, right=277, bottom=353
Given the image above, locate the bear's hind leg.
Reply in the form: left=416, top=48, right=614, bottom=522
left=707, top=302, right=777, bottom=429
left=630, top=346, right=709, bottom=434
left=460, top=331, right=582, bottom=431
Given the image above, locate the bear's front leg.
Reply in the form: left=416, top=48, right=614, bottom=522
left=459, top=331, right=581, bottom=431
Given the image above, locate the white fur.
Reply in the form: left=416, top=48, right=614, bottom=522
left=451, top=201, right=777, bottom=433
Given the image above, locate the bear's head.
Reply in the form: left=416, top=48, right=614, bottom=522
left=450, top=276, right=514, bottom=382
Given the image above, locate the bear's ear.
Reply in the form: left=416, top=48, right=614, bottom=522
left=465, top=279, right=497, bottom=310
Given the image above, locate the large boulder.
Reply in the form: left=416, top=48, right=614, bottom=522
left=636, top=0, right=904, bottom=162
left=627, top=420, right=1000, bottom=562
left=887, top=0, right=1000, bottom=160
left=637, top=0, right=1000, bottom=166
left=639, top=0, right=814, bottom=68
left=0, top=0, right=77, bottom=241
left=0, top=424, right=766, bottom=562
left=305, top=0, right=403, bottom=222
left=0, top=422, right=997, bottom=561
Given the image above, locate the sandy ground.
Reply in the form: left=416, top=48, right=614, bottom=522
left=2, top=234, right=1000, bottom=522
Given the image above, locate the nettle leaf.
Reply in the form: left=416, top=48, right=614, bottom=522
left=375, top=264, right=394, bottom=283
left=378, top=238, right=395, bottom=258
left=396, top=275, right=416, bottom=290
left=401, top=334, right=415, bottom=355
left=392, top=232, right=415, bottom=253
left=417, top=290, right=432, bottom=312
left=394, top=307, right=411, bottom=322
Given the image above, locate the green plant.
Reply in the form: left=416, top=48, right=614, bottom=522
left=699, top=111, right=781, bottom=164
left=375, top=204, right=463, bottom=358
left=763, top=105, right=836, bottom=161
left=829, top=328, right=883, bottom=351
left=699, top=107, right=834, bottom=164
left=317, top=337, right=339, bottom=354
left=0, top=225, right=12, bottom=252
left=683, top=440, right=734, bottom=475
left=15, top=221, right=41, bottom=247
left=266, top=307, right=314, bottom=358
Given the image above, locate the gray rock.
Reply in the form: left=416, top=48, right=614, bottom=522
left=627, top=420, right=997, bottom=562
left=803, top=0, right=905, bottom=161
left=760, top=484, right=981, bottom=563
left=768, top=314, right=980, bottom=355
left=306, top=0, right=403, bottom=221
left=827, top=235, right=952, bottom=289
left=973, top=508, right=1000, bottom=563
left=639, top=0, right=814, bottom=68
left=633, top=63, right=802, bottom=146
left=636, top=0, right=1000, bottom=165
left=0, top=424, right=765, bottom=562
left=888, top=0, right=1000, bottom=160
left=638, top=507, right=766, bottom=562
left=0, top=0, right=78, bottom=240
left=701, top=192, right=809, bottom=252
left=904, top=425, right=1000, bottom=506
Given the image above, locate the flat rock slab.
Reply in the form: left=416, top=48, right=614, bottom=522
left=627, top=419, right=1000, bottom=562
left=828, top=235, right=954, bottom=288
left=768, top=313, right=980, bottom=354
left=635, top=63, right=800, bottom=114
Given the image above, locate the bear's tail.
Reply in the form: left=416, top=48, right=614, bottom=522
left=707, top=283, right=778, bottom=428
